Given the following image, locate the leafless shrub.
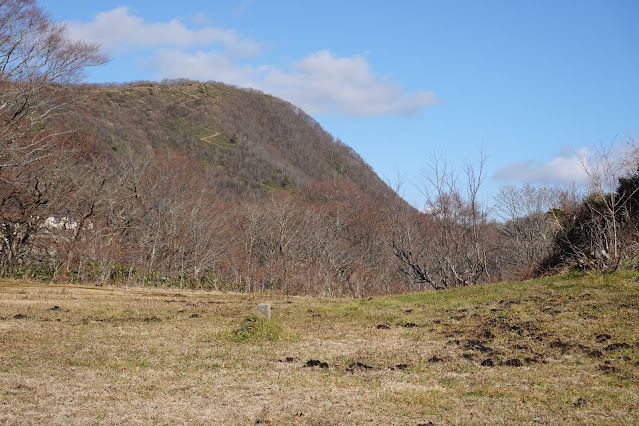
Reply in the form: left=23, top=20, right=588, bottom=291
left=548, top=143, right=639, bottom=272
left=391, top=151, right=494, bottom=289
left=0, top=0, right=108, bottom=170
left=493, top=184, right=562, bottom=279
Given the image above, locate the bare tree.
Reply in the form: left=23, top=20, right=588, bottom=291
left=0, top=0, right=108, bottom=170
left=550, top=143, right=639, bottom=272
left=131, top=154, right=227, bottom=287
left=391, top=151, right=493, bottom=290
left=493, top=184, right=559, bottom=278
left=0, top=0, right=107, bottom=270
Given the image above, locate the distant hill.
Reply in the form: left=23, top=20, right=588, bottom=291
left=72, top=80, right=393, bottom=200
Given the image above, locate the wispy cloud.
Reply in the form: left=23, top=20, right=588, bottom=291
left=67, top=7, right=259, bottom=56
left=493, top=147, right=590, bottom=185
left=150, top=48, right=259, bottom=88
left=190, top=12, right=212, bottom=25
left=232, top=0, right=253, bottom=16
left=67, top=7, right=438, bottom=117
left=260, top=50, right=439, bottom=116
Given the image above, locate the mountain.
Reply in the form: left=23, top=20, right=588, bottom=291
left=72, top=80, right=392, bottom=200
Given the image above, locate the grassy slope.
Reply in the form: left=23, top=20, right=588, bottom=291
left=1, top=273, right=638, bottom=424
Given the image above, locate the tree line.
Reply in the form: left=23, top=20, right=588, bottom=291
left=2, top=0, right=638, bottom=295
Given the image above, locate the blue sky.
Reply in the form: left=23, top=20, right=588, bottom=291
left=40, top=0, right=639, bottom=206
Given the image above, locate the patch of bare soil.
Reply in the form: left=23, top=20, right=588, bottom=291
left=345, top=362, right=373, bottom=374
left=387, top=363, right=408, bottom=371
left=305, top=359, right=329, bottom=369
left=436, top=294, right=638, bottom=370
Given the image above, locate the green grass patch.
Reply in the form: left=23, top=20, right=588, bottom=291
left=220, top=315, right=295, bottom=342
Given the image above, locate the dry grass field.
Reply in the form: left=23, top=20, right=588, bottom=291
left=1, top=273, right=638, bottom=425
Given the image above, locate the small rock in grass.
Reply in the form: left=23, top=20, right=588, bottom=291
left=257, top=303, right=271, bottom=319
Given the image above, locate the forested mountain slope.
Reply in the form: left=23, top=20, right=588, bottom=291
left=73, top=80, right=390, bottom=200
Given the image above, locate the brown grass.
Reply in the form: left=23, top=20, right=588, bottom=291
left=1, top=274, right=638, bottom=425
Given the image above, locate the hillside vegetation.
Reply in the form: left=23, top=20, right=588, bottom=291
left=1, top=273, right=637, bottom=424
left=2, top=78, right=414, bottom=295
left=73, top=80, right=388, bottom=199
left=2, top=79, right=639, bottom=295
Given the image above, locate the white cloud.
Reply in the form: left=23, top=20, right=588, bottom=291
left=260, top=50, right=439, bottom=116
left=190, top=12, right=211, bottom=25
left=494, top=147, right=590, bottom=184
left=151, top=49, right=259, bottom=87
left=494, top=142, right=635, bottom=187
left=153, top=48, right=440, bottom=117
left=68, top=8, right=438, bottom=117
left=67, top=7, right=259, bottom=57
